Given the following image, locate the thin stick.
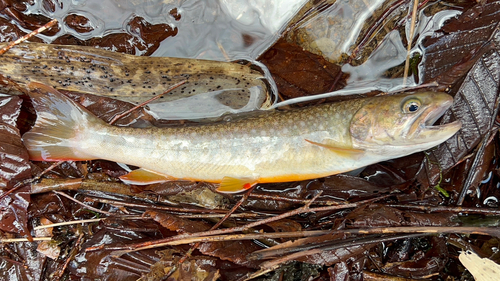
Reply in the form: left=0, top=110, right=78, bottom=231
left=0, top=19, right=58, bottom=56
left=388, top=204, right=500, bottom=215
left=52, top=190, right=114, bottom=216
left=103, top=195, right=384, bottom=255
left=34, top=215, right=149, bottom=230
left=53, top=233, right=84, bottom=281
left=132, top=230, right=331, bottom=247
left=108, top=80, right=187, bottom=125
left=179, top=213, right=265, bottom=219
left=91, top=197, right=230, bottom=213
left=0, top=237, right=52, bottom=242
left=1, top=161, right=64, bottom=201
left=244, top=233, right=424, bottom=280
left=164, top=186, right=256, bottom=278
left=402, top=0, right=419, bottom=85
left=34, top=218, right=103, bottom=230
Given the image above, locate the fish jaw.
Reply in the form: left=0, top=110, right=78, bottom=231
left=350, top=92, right=461, bottom=156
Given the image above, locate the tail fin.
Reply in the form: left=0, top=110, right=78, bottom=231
left=22, top=82, right=105, bottom=161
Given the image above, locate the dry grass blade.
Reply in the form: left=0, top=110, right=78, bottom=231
left=402, top=0, right=419, bottom=85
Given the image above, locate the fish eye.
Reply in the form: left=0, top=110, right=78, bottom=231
left=402, top=99, right=421, bottom=114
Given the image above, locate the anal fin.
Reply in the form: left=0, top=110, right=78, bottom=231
left=119, top=168, right=176, bottom=185
left=217, top=177, right=256, bottom=193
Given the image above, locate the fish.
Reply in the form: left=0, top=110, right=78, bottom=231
left=0, top=42, right=270, bottom=120
left=22, top=82, right=461, bottom=193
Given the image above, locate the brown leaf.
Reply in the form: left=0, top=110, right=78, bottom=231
left=0, top=185, right=30, bottom=235
left=259, top=38, right=346, bottom=100
left=0, top=96, right=30, bottom=188
left=146, top=211, right=212, bottom=233
left=417, top=33, right=500, bottom=187
left=147, top=211, right=263, bottom=269
left=345, top=205, right=405, bottom=228
left=382, top=236, right=448, bottom=278
left=422, top=0, right=500, bottom=84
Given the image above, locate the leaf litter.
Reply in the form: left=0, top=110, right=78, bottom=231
left=1, top=0, right=500, bottom=280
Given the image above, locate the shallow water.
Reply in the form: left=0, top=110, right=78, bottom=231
left=25, top=0, right=306, bottom=61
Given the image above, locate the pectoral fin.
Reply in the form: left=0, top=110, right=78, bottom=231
left=217, top=177, right=256, bottom=193
left=305, top=139, right=364, bottom=156
left=120, top=168, right=176, bottom=185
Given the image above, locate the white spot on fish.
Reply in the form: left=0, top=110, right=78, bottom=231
left=300, top=121, right=306, bottom=127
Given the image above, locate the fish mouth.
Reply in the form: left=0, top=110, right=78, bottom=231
left=409, top=97, right=461, bottom=143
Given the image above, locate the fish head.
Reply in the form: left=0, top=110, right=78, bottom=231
left=350, top=92, right=461, bottom=154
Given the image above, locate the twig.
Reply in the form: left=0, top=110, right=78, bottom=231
left=388, top=204, right=500, bottom=215
left=334, top=226, right=500, bottom=237
left=402, top=0, right=419, bottom=85
left=0, top=19, right=58, bottom=56
left=52, top=190, right=114, bottom=216
left=53, top=233, right=84, bottom=281
left=247, top=193, right=343, bottom=205
left=33, top=216, right=145, bottom=230
left=243, top=233, right=424, bottom=280
left=164, top=186, right=256, bottom=278
left=108, top=80, right=186, bottom=125
left=34, top=218, right=103, bottom=230
left=129, top=230, right=330, bottom=247
left=90, top=197, right=230, bottom=213
left=179, top=213, right=265, bottom=219
left=102, top=195, right=385, bottom=255
left=0, top=237, right=52, bottom=242
left=1, top=161, right=64, bottom=201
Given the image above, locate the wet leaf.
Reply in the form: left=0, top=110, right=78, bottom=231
left=0, top=237, right=46, bottom=281
left=0, top=96, right=31, bottom=188
left=147, top=211, right=262, bottom=269
left=139, top=249, right=220, bottom=281
left=382, top=237, right=448, bottom=278
left=345, top=205, right=458, bottom=228
left=0, top=185, right=30, bottom=235
left=259, top=38, right=346, bottom=101
left=69, top=228, right=163, bottom=280
left=422, top=1, right=500, bottom=84
left=417, top=32, right=500, bottom=187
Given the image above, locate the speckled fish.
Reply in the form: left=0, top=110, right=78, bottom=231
left=22, top=82, right=461, bottom=193
left=0, top=43, right=269, bottom=119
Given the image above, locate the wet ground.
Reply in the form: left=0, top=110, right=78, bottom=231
left=0, top=0, right=499, bottom=280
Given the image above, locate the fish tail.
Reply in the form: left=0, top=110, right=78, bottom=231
left=22, top=82, right=104, bottom=161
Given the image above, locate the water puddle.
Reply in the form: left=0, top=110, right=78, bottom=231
left=25, top=0, right=306, bottom=61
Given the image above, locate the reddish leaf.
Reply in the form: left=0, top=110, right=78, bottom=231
left=0, top=96, right=31, bottom=188
left=259, top=38, right=346, bottom=100
left=422, top=1, right=500, bottom=83
left=417, top=34, right=500, bottom=187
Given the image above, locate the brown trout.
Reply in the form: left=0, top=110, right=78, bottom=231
left=23, top=82, right=461, bottom=193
